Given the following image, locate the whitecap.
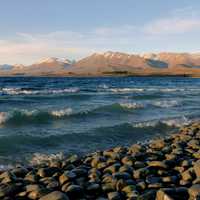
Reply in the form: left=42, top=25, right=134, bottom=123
left=133, top=121, right=158, bottom=128
left=133, top=116, right=191, bottom=128
left=109, top=88, right=144, bottom=93
left=152, top=100, right=179, bottom=108
left=50, top=108, right=73, bottom=117
left=0, top=87, right=79, bottom=95
left=0, top=112, right=11, bottom=124
left=119, top=102, right=144, bottom=109
left=159, top=88, right=184, bottom=92
left=162, top=116, right=191, bottom=127
left=98, top=84, right=109, bottom=89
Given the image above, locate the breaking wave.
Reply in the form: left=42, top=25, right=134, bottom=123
left=0, top=102, right=144, bottom=126
left=108, top=88, right=144, bottom=93
left=0, top=108, right=73, bottom=125
left=152, top=100, right=180, bottom=108
left=133, top=116, right=191, bottom=128
left=119, top=102, right=144, bottom=109
left=2, top=86, right=200, bottom=96
left=98, top=87, right=200, bottom=94
left=0, top=87, right=80, bottom=95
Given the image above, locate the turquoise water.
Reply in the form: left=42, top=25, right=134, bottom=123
left=0, top=77, right=200, bottom=166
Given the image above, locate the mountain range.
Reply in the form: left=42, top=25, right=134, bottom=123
left=1, top=51, right=200, bottom=76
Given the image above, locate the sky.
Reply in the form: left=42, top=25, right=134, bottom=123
left=0, top=0, right=200, bottom=64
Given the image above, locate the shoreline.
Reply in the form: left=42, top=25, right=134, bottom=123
left=1, top=123, right=200, bottom=199
left=0, top=74, right=200, bottom=78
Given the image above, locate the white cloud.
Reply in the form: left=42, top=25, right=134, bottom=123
left=0, top=7, right=200, bottom=64
left=0, top=26, right=139, bottom=64
left=144, top=17, right=200, bottom=35
left=144, top=6, right=200, bottom=35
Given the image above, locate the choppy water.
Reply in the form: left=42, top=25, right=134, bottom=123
left=0, top=77, right=200, bottom=167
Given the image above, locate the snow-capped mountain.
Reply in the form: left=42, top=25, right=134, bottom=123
left=1, top=52, right=200, bottom=76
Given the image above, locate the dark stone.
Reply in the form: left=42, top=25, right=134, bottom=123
left=0, top=184, right=21, bottom=198
left=66, top=185, right=83, bottom=198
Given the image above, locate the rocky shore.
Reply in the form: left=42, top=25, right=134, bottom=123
left=1, top=123, right=200, bottom=199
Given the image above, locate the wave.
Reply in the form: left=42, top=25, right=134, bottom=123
left=0, top=118, right=183, bottom=165
left=107, top=88, right=144, bottom=93
left=160, top=88, right=186, bottom=93
left=2, top=86, right=200, bottom=96
left=0, top=102, right=144, bottom=126
left=0, top=87, right=80, bottom=95
left=133, top=116, right=191, bottom=128
left=0, top=108, right=73, bottom=125
left=0, top=115, right=194, bottom=166
left=92, top=102, right=144, bottom=114
left=119, top=102, right=144, bottom=109
left=151, top=100, right=179, bottom=108
left=98, top=87, right=200, bottom=94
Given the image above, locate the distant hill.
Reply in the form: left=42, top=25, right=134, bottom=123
left=1, top=52, right=200, bottom=76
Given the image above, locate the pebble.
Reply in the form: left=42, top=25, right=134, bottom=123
left=1, top=122, right=200, bottom=199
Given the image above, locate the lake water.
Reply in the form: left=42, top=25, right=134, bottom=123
left=0, top=76, right=200, bottom=167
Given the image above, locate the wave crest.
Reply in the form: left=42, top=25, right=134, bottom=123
left=152, top=100, right=179, bottom=108
left=119, top=102, right=144, bottom=109
left=133, top=116, right=191, bottom=128
left=108, top=88, right=144, bottom=93
left=1, top=87, right=79, bottom=95
left=0, top=108, right=74, bottom=125
left=51, top=108, right=73, bottom=117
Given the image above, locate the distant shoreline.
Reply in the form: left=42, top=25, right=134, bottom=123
left=0, top=74, right=199, bottom=78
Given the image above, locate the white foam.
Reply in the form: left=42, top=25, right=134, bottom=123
left=51, top=108, right=73, bottom=117
left=109, top=88, right=144, bottom=93
left=30, top=152, right=65, bottom=165
left=0, top=108, right=74, bottom=125
left=0, top=87, right=79, bottom=95
left=119, top=102, right=144, bottom=109
left=98, top=84, right=109, bottom=89
left=162, top=116, right=191, bottom=127
left=0, top=112, right=10, bottom=124
left=0, top=164, right=13, bottom=170
left=133, top=121, right=158, bottom=128
left=133, top=116, right=191, bottom=128
left=159, top=88, right=184, bottom=92
left=152, top=100, right=179, bottom=108
left=50, top=88, right=79, bottom=94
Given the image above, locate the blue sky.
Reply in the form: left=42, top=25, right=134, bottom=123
left=0, top=0, right=200, bottom=64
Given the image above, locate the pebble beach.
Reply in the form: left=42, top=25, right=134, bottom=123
left=1, top=122, right=200, bottom=199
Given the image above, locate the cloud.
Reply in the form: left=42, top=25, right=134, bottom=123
left=0, top=26, right=139, bottom=64
left=0, top=33, right=97, bottom=64
left=143, top=6, right=200, bottom=35
left=0, top=6, right=200, bottom=64
left=144, top=17, right=200, bottom=35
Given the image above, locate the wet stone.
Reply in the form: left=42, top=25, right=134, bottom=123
left=107, top=191, right=121, bottom=200
left=189, top=184, right=200, bottom=199
left=156, top=189, right=174, bottom=200
left=39, top=191, right=69, bottom=200
left=194, top=160, right=200, bottom=177
left=59, top=171, right=76, bottom=185
left=0, top=184, right=21, bottom=198
left=65, top=185, right=83, bottom=198
left=147, top=161, right=168, bottom=169
left=149, top=139, right=166, bottom=150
